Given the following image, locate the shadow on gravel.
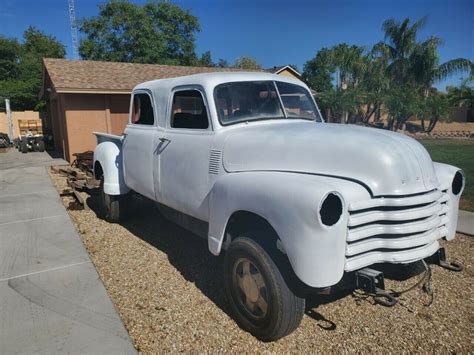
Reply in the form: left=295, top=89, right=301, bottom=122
left=87, top=192, right=231, bottom=317
left=85, top=189, right=418, bottom=330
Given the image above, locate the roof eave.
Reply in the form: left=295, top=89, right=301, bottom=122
left=55, top=88, right=132, bottom=95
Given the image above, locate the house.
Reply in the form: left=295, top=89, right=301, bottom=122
left=40, top=59, right=301, bottom=162
left=264, top=65, right=303, bottom=81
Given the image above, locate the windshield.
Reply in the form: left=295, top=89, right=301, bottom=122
left=214, top=81, right=322, bottom=125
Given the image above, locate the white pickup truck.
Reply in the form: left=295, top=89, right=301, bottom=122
left=94, top=72, right=464, bottom=340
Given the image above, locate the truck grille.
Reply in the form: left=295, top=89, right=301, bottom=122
left=345, top=189, right=449, bottom=271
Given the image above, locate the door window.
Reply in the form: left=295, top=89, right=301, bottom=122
left=131, top=93, right=155, bottom=125
left=171, top=90, right=209, bottom=129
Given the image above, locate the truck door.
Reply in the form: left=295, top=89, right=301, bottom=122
left=156, top=87, right=213, bottom=221
left=122, top=90, right=158, bottom=200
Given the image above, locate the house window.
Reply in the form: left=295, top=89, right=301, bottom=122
left=171, top=90, right=209, bottom=129
left=131, top=93, right=154, bottom=125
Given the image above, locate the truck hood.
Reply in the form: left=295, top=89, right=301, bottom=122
left=222, top=121, right=439, bottom=196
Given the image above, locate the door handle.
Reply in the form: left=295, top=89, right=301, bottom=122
left=159, top=137, right=170, bottom=143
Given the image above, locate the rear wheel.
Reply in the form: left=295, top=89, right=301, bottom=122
left=224, top=236, right=305, bottom=341
left=100, top=178, right=128, bottom=223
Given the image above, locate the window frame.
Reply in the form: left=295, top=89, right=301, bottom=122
left=167, top=85, right=213, bottom=132
left=213, top=80, right=323, bottom=126
left=128, top=89, right=157, bottom=127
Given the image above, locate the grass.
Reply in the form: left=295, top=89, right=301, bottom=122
left=419, top=139, right=474, bottom=212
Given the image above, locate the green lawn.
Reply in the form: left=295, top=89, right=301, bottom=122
left=419, top=139, right=474, bottom=211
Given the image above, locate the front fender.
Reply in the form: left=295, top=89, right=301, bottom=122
left=433, top=162, right=464, bottom=240
left=208, top=171, right=370, bottom=288
left=93, top=140, right=129, bottom=195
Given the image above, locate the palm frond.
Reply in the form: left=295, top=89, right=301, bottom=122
left=433, top=58, right=472, bottom=82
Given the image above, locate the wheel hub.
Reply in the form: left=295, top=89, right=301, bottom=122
left=242, top=275, right=259, bottom=303
left=233, top=258, right=268, bottom=318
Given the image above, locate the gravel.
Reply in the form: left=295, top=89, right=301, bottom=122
left=49, top=168, right=473, bottom=353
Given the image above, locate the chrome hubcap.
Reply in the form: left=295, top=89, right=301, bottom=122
left=233, top=258, right=268, bottom=319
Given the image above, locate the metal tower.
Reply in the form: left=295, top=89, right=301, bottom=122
left=68, top=0, right=79, bottom=59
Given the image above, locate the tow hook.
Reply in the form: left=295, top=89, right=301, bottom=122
left=354, top=262, right=434, bottom=308
left=355, top=268, right=398, bottom=307
left=427, top=247, right=463, bottom=272
left=373, top=290, right=398, bottom=307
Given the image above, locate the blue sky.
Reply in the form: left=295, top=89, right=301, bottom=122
left=0, top=0, right=472, bottom=90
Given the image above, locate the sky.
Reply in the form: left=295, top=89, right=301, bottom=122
left=0, top=0, right=472, bottom=90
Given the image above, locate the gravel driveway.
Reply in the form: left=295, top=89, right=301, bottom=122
left=49, top=168, right=473, bottom=353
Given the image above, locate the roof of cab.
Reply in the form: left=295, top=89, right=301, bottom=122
left=134, top=71, right=306, bottom=92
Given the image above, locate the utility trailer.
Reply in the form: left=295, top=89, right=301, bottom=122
left=15, top=119, right=45, bottom=153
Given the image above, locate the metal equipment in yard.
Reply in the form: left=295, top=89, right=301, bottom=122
left=15, top=119, right=45, bottom=153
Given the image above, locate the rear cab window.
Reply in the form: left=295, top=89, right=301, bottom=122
left=170, top=89, right=209, bottom=130
left=131, top=92, right=155, bottom=126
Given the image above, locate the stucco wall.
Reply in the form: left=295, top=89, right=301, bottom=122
left=60, top=93, right=130, bottom=162
left=0, top=111, right=41, bottom=138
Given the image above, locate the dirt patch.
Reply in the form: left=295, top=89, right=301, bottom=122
left=49, top=168, right=473, bottom=353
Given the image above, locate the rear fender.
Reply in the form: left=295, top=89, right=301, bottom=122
left=93, top=140, right=129, bottom=195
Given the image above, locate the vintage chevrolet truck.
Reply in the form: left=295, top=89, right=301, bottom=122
left=94, top=72, right=464, bottom=340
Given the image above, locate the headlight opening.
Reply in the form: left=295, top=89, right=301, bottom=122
left=319, top=192, right=343, bottom=227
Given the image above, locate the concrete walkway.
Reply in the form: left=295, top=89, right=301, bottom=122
left=0, top=149, right=135, bottom=354
left=457, top=210, right=474, bottom=236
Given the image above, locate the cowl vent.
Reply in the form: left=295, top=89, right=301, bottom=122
left=209, top=149, right=222, bottom=174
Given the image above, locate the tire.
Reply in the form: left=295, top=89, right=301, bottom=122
left=224, top=236, right=305, bottom=341
left=21, top=139, right=28, bottom=153
left=100, top=178, right=128, bottom=223
left=37, top=140, right=45, bottom=152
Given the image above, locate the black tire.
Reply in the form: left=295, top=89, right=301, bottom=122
left=37, top=140, right=45, bottom=152
left=21, top=139, right=28, bottom=153
left=100, top=178, right=128, bottom=223
left=224, top=236, right=305, bottom=341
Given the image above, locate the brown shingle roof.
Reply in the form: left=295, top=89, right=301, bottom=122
left=42, top=58, right=247, bottom=94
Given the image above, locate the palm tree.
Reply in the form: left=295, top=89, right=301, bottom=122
left=376, top=17, right=471, bottom=90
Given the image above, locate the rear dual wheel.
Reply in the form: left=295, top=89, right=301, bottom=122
left=100, top=178, right=128, bottom=223
left=224, top=235, right=305, bottom=341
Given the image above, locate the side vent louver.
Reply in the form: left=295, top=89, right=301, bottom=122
left=209, top=149, right=222, bottom=174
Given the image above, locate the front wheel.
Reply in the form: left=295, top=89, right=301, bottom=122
left=224, top=236, right=305, bottom=341
left=100, top=178, right=128, bottom=223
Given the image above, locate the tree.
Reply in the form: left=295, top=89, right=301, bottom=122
left=233, top=56, right=261, bottom=69
left=79, top=0, right=200, bottom=65
left=446, top=80, right=474, bottom=110
left=318, top=87, right=362, bottom=123
left=376, top=17, right=471, bottom=90
left=303, top=44, right=366, bottom=122
left=383, top=84, right=421, bottom=130
left=217, top=58, right=229, bottom=68
left=0, top=27, right=65, bottom=111
left=302, top=47, right=334, bottom=93
left=419, top=93, right=449, bottom=133
left=0, top=37, right=21, bottom=80
left=197, top=50, right=215, bottom=67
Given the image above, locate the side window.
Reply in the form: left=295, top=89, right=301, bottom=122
left=131, top=93, right=155, bottom=125
left=171, top=90, right=209, bottom=129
